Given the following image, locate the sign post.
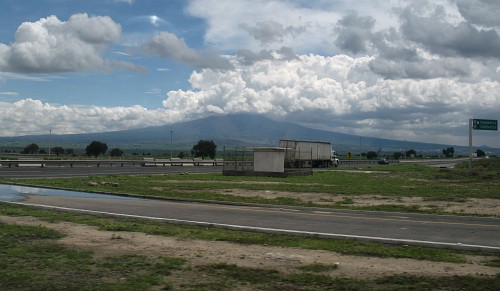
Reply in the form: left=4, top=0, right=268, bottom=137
left=469, top=119, right=498, bottom=172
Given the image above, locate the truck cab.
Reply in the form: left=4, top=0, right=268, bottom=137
left=331, top=151, right=339, bottom=167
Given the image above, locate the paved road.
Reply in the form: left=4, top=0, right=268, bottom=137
left=0, top=158, right=465, bottom=179
left=0, top=165, right=220, bottom=178
left=399, top=158, right=469, bottom=168
left=2, top=185, right=498, bottom=252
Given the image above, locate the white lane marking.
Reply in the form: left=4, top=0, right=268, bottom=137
left=313, top=211, right=332, bottom=214
left=7, top=201, right=500, bottom=251
left=212, top=204, right=498, bottom=228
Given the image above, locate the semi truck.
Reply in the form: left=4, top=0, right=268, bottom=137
left=279, top=139, right=339, bottom=168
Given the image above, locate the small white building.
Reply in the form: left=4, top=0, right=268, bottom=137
left=253, top=147, right=286, bottom=173
left=222, top=146, right=312, bottom=177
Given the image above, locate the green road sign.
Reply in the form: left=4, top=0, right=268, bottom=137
left=473, top=119, right=498, bottom=131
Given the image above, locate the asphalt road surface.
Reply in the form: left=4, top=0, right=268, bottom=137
left=0, top=165, right=220, bottom=178
left=0, top=158, right=466, bottom=179
left=2, top=185, right=499, bottom=252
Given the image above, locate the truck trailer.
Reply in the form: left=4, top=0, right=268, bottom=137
left=279, top=139, right=339, bottom=168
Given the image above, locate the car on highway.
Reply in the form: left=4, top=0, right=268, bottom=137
left=378, top=158, right=390, bottom=165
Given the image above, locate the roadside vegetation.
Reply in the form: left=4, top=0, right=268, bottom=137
left=0, top=202, right=469, bottom=263
left=0, top=159, right=499, bottom=289
left=1, top=159, right=499, bottom=216
left=1, top=203, right=499, bottom=290
left=0, top=221, right=186, bottom=290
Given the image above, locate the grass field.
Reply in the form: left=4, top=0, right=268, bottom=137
left=1, top=159, right=499, bottom=214
left=1, top=204, right=499, bottom=290
left=0, top=159, right=499, bottom=289
left=0, top=221, right=186, bottom=290
left=0, top=202, right=471, bottom=263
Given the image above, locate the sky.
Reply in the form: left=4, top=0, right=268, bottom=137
left=0, top=0, right=499, bottom=148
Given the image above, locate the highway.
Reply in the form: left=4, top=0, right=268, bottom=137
left=1, top=158, right=496, bottom=252
left=0, top=159, right=462, bottom=179
left=399, top=158, right=469, bottom=168
left=1, top=184, right=499, bottom=252
left=0, top=165, right=220, bottom=178
left=0, top=157, right=468, bottom=179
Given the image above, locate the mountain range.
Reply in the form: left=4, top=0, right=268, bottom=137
left=0, top=114, right=497, bottom=155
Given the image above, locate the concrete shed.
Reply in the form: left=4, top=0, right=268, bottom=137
left=222, top=147, right=312, bottom=177
left=253, top=147, right=286, bottom=173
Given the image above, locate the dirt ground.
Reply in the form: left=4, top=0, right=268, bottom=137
left=1, top=215, right=498, bottom=279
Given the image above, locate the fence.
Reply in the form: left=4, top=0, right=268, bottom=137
left=222, top=147, right=254, bottom=172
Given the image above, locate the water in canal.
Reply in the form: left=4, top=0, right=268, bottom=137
left=0, top=184, right=140, bottom=202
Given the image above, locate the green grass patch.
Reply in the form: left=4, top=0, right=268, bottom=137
left=191, top=263, right=500, bottom=291
left=298, top=263, right=339, bottom=273
left=1, top=160, right=499, bottom=208
left=1, top=210, right=498, bottom=290
left=484, top=256, right=500, bottom=268
left=194, top=263, right=366, bottom=290
left=0, top=222, right=187, bottom=290
left=372, top=274, right=500, bottom=291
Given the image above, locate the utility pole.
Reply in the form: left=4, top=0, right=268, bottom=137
left=469, top=119, right=472, bottom=173
left=170, top=130, right=173, bottom=159
left=405, top=139, right=407, bottom=159
left=359, top=137, right=361, bottom=158
left=48, top=129, right=51, bottom=157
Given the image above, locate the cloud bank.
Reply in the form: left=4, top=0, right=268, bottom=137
left=163, top=53, right=499, bottom=146
left=0, top=99, right=171, bottom=136
left=0, top=0, right=499, bottom=148
left=0, top=13, right=139, bottom=73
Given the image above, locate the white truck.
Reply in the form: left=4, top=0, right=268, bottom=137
left=279, top=139, right=339, bottom=168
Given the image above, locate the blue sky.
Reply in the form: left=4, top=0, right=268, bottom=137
left=0, top=0, right=197, bottom=108
left=0, top=0, right=499, bottom=148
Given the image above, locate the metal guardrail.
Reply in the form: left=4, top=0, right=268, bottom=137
left=8, top=158, right=461, bottom=168
left=0, top=159, right=224, bottom=168
left=339, top=160, right=399, bottom=166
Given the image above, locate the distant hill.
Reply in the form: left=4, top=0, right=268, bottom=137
left=0, top=114, right=498, bottom=155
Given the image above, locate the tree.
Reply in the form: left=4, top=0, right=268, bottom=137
left=366, top=151, right=378, bottom=160
left=476, top=149, right=486, bottom=157
left=178, top=151, right=187, bottom=159
left=22, top=143, right=39, bottom=154
left=393, top=152, right=403, bottom=160
left=51, top=146, right=65, bottom=157
left=109, top=148, right=124, bottom=157
left=406, top=149, right=416, bottom=158
left=442, top=147, right=454, bottom=158
left=85, top=141, right=108, bottom=158
left=191, top=140, right=217, bottom=159
left=65, top=148, right=74, bottom=155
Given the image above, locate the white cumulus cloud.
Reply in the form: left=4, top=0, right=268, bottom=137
left=2, top=1, right=499, bottom=148
left=0, top=99, right=172, bottom=136
left=162, top=53, right=500, bottom=146
left=186, top=0, right=345, bottom=53
left=0, top=13, right=140, bottom=73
